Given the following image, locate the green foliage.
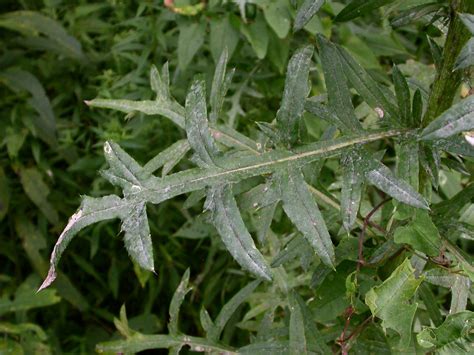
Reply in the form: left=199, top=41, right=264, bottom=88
left=1, top=0, right=474, bottom=353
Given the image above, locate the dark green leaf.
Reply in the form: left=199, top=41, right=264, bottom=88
left=393, top=65, right=411, bottom=126
left=178, top=23, right=205, bottom=71
left=335, top=0, right=394, bottom=22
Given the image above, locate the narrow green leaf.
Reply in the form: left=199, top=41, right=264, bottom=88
left=365, top=158, right=429, bottom=209
left=390, top=3, right=442, bottom=28
left=365, top=258, right=423, bottom=348
left=0, top=11, right=84, bottom=60
left=412, top=89, right=423, bottom=126
left=241, top=13, right=269, bottom=59
left=178, top=22, right=205, bottom=71
left=121, top=202, right=154, bottom=273
left=304, top=99, right=344, bottom=128
left=421, top=96, right=474, bottom=140
left=0, top=285, right=60, bottom=316
left=317, top=35, right=362, bottom=133
left=208, top=280, right=261, bottom=342
left=271, top=235, right=310, bottom=267
left=205, top=185, right=272, bottom=281
left=262, top=0, right=291, bottom=39
left=450, top=275, right=470, bottom=314
left=393, top=65, right=411, bottom=126
left=200, top=307, right=215, bottom=335
left=168, top=269, right=192, bottom=336
left=209, top=16, right=239, bottom=63
left=335, top=45, right=399, bottom=123
left=102, top=141, right=146, bottom=193
left=185, top=79, right=220, bottom=167
left=38, top=195, right=128, bottom=291
left=293, top=0, right=325, bottom=32
left=279, top=168, right=335, bottom=268
left=396, top=139, right=419, bottom=191
left=335, top=0, right=394, bottom=22
left=455, top=38, right=474, bottom=70
left=86, top=98, right=185, bottom=128
left=417, top=311, right=474, bottom=353
left=210, top=48, right=234, bottom=123
left=276, top=45, right=314, bottom=146
left=459, top=13, right=474, bottom=35
left=0, top=68, right=56, bottom=145
left=96, top=334, right=236, bottom=354
left=150, top=63, right=170, bottom=101
left=289, top=291, right=307, bottom=355
left=418, top=283, right=443, bottom=327
left=340, top=150, right=364, bottom=231
left=20, top=167, right=59, bottom=225
left=142, top=139, right=190, bottom=177
left=393, top=211, right=442, bottom=256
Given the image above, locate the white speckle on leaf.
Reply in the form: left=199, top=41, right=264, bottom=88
left=374, top=107, right=384, bottom=118
left=104, top=142, right=112, bottom=154
left=130, top=185, right=142, bottom=192
left=253, top=202, right=259, bottom=208
left=464, top=132, right=474, bottom=146
left=256, top=143, right=262, bottom=150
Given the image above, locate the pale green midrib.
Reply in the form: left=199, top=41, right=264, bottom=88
left=139, top=129, right=404, bottom=202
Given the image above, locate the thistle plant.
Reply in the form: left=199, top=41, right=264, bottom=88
left=37, top=3, right=474, bottom=353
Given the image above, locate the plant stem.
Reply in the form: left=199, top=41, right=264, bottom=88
left=423, top=0, right=474, bottom=125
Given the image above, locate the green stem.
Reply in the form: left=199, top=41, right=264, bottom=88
left=423, top=0, right=474, bottom=125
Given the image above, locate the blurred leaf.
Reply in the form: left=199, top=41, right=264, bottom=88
left=178, top=22, right=205, bottom=71
left=294, top=0, right=325, bottom=32
left=417, top=311, right=474, bottom=353
left=19, top=167, right=58, bottom=225
left=241, top=13, right=269, bottom=59
left=168, top=269, right=192, bottom=336
left=421, top=96, right=474, bottom=140
left=0, top=11, right=84, bottom=59
left=0, top=167, right=10, bottom=221
left=208, top=280, right=261, bottom=342
left=261, top=0, right=291, bottom=39
left=455, top=38, right=474, bottom=70
left=209, top=16, right=239, bottom=63
left=0, top=68, right=56, bottom=146
left=335, top=0, right=394, bottom=22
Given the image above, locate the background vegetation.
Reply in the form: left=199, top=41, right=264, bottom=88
left=0, top=0, right=473, bottom=354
